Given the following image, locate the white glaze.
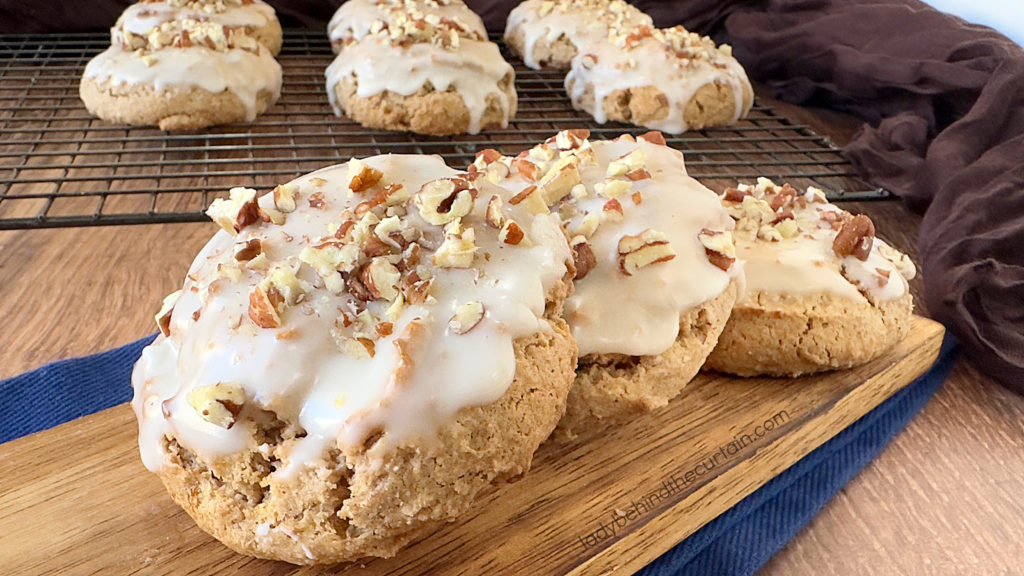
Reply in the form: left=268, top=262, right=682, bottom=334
left=327, top=0, right=486, bottom=50
left=83, top=45, right=282, bottom=121
left=568, top=140, right=736, bottom=355
left=484, top=133, right=739, bottom=357
left=564, top=26, right=752, bottom=134
left=324, top=35, right=515, bottom=134
left=736, top=234, right=909, bottom=303
left=724, top=179, right=913, bottom=305
left=504, top=0, right=653, bottom=69
left=112, top=0, right=277, bottom=47
left=132, top=155, right=569, bottom=475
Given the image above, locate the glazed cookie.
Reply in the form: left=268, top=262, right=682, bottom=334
left=131, top=154, right=577, bottom=564
left=471, top=130, right=741, bottom=438
left=504, top=0, right=653, bottom=70
left=704, top=179, right=917, bottom=377
left=565, top=25, right=753, bottom=133
left=81, top=19, right=282, bottom=130
left=327, top=0, right=486, bottom=54
left=325, top=10, right=516, bottom=135
left=113, top=0, right=283, bottom=55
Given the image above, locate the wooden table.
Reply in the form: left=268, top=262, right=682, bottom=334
left=1, top=100, right=1022, bottom=574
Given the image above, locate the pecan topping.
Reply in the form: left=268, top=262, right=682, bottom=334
left=538, top=156, right=582, bottom=205
left=361, top=257, right=401, bottom=301
left=449, top=301, right=485, bottom=335
left=508, top=185, right=548, bottom=215
left=485, top=195, right=504, bottom=229
left=550, top=128, right=590, bottom=150
left=475, top=148, right=502, bottom=165
left=625, top=168, right=652, bottom=181
left=233, top=238, right=262, bottom=262
left=415, top=178, right=475, bottom=225
left=207, top=187, right=260, bottom=235
left=602, top=198, right=624, bottom=220
left=348, top=159, right=384, bottom=193
left=154, top=290, right=181, bottom=337
left=832, top=214, right=875, bottom=261
left=617, top=229, right=676, bottom=276
left=638, top=131, right=667, bottom=146
left=401, top=272, right=433, bottom=304
left=697, top=229, right=736, bottom=271
left=186, top=383, right=245, bottom=429
left=272, top=183, right=298, bottom=213
left=513, top=157, right=539, bottom=182
left=308, top=191, right=326, bottom=209
left=722, top=187, right=749, bottom=203
left=248, top=285, right=281, bottom=329
left=499, top=220, right=525, bottom=245
left=571, top=239, right=597, bottom=280
left=375, top=322, right=394, bottom=338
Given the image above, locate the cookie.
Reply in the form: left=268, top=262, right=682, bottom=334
left=131, top=154, right=577, bottom=564
left=327, top=0, right=486, bottom=54
left=113, top=0, right=283, bottom=55
left=471, top=130, right=741, bottom=438
left=81, top=19, right=282, bottom=130
left=565, top=25, right=753, bottom=133
left=325, top=12, right=516, bottom=135
left=704, top=179, right=917, bottom=377
left=504, top=0, right=653, bottom=70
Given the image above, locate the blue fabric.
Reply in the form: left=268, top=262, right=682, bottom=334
left=0, top=333, right=156, bottom=443
left=0, top=332, right=958, bottom=575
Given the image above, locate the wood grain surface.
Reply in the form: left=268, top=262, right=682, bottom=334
left=0, top=317, right=942, bottom=576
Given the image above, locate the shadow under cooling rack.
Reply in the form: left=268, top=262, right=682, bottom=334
left=0, top=30, right=887, bottom=230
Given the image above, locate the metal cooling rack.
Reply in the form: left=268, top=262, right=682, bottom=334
left=0, top=30, right=887, bottom=230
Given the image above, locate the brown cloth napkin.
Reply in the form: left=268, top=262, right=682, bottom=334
left=707, top=0, right=1024, bottom=393
left=2, top=0, right=1021, bottom=392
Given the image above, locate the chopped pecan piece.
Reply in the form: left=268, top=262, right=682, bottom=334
left=697, top=229, right=736, bottom=271
left=571, top=238, right=597, bottom=280
left=348, top=159, right=384, bottom=193
left=449, top=301, right=485, bottom=335
left=248, top=285, right=281, bottom=329
left=832, top=214, right=875, bottom=261
left=638, top=131, right=667, bottom=146
left=186, top=383, right=245, bottom=429
left=207, top=187, right=260, bottom=234
left=499, top=220, right=525, bottom=245
left=617, top=229, right=676, bottom=276
left=154, top=290, right=182, bottom=337
left=722, top=187, right=749, bottom=203
left=233, top=238, right=262, bottom=262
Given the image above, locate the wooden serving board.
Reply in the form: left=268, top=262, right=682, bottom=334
left=0, top=316, right=944, bottom=576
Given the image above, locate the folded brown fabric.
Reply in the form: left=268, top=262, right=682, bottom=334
left=0, top=4, right=125, bottom=33
left=715, top=0, right=1024, bottom=393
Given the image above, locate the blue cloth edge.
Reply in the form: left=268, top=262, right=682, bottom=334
left=0, top=333, right=157, bottom=444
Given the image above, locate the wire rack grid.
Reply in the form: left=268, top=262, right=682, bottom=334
left=0, top=30, right=887, bottom=230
